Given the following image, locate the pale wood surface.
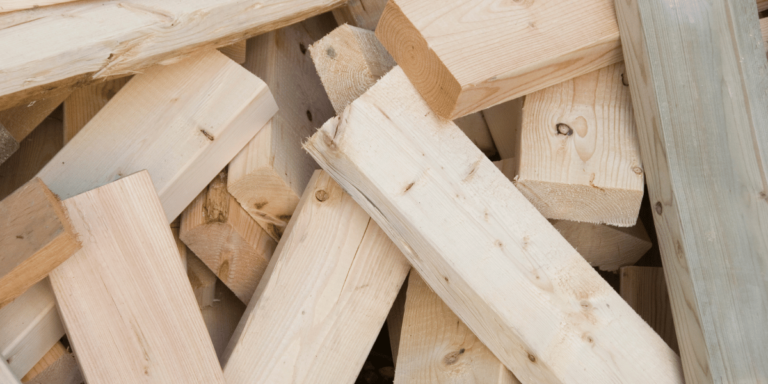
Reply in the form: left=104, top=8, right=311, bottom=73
left=0, top=90, right=69, bottom=143
left=620, top=267, right=678, bottom=353
left=222, top=171, right=410, bottom=384
left=187, top=252, right=217, bottom=308
left=0, top=0, right=75, bottom=13
left=0, top=117, right=62, bottom=200
left=616, top=0, right=768, bottom=381
left=49, top=171, right=225, bottom=384
left=550, top=219, right=651, bottom=271
left=218, top=41, right=247, bottom=65
left=332, top=0, right=388, bottom=30
left=0, top=124, right=19, bottom=165
left=0, top=279, right=64, bottom=379
left=20, top=342, right=66, bottom=382
left=1, top=360, right=20, bottom=384
left=394, top=272, right=519, bottom=384
left=201, top=281, right=246, bottom=364
left=62, top=76, right=130, bottom=144
left=228, top=15, right=336, bottom=241
left=0, top=0, right=346, bottom=106
left=182, top=170, right=277, bottom=304
left=375, top=0, right=623, bottom=119
left=482, top=98, right=523, bottom=161
left=517, top=63, right=644, bottom=227
left=305, top=67, right=683, bottom=383
left=37, top=49, right=277, bottom=222
left=0, top=178, right=80, bottom=308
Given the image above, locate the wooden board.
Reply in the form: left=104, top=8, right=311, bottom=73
left=62, top=77, right=130, bottom=144
left=49, top=171, right=225, bottom=384
left=393, top=272, right=519, bottom=384
left=201, top=281, right=246, bottom=364
left=375, top=0, right=623, bottom=119
left=0, top=117, right=62, bottom=200
left=620, top=267, right=678, bottom=353
left=0, top=0, right=75, bottom=14
left=222, top=170, right=410, bottom=384
left=550, top=219, right=651, bottom=271
left=37, top=49, right=277, bottom=222
left=181, top=170, right=277, bottom=304
left=218, top=41, right=247, bottom=65
left=228, top=15, right=337, bottom=240
left=0, top=178, right=80, bottom=307
left=0, top=279, right=64, bottom=379
left=0, top=0, right=347, bottom=110
left=516, top=62, right=644, bottom=226
left=332, top=0, right=388, bottom=30
left=482, top=98, right=523, bottom=161
left=305, top=67, right=683, bottom=383
left=616, top=0, right=768, bottom=381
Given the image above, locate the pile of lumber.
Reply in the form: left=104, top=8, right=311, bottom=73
left=1, top=0, right=766, bottom=383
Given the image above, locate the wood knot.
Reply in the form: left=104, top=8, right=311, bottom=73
left=443, top=348, right=465, bottom=365
left=326, top=46, right=336, bottom=59
left=556, top=123, right=573, bottom=136
left=315, top=190, right=329, bottom=202
left=632, top=166, right=643, bottom=175
left=654, top=202, right=663, bottom=215
left=528, top=353, right=536, bottom=363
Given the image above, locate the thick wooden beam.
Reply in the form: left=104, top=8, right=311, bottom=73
left=181, top=170, right=277, bottom=304
left=0, top=0, right=75, bottom=13
left=615, top=0, right=768, bottom=381
left=619, top=267, right=677, bottom=353
left=550, top=219, right=651, bottom=271
left=516, top=62, right=644, bottom=226
left=392, top=272, right=519, bottom=384
left=222, top=170, right=410, bottom=384
left=49, top=171, right=224, bottom=383
left=0, top=117, right=62, bottom=200
left=482, top=98, right=523, bottom=161
left=305, top=67, right=682, bottom=383
left=228, top=15, right=337, bottom=240
left=332, top=0, right=388, bottom=30
left=0, top=0, right=346, bottom=108
left=375, top=0, right=622, bottom=119
left=0, top=178, right=80, bottom=307
left=62, top=77, right=130, bottom=144
left=187, top=252, right=218, bottom=308
left=37, top=49, right=277, bottom=222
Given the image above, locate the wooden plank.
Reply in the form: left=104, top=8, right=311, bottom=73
left=620, top=267, right=678, bottom=353
left=181, top=169, right=277, bottom=304
left=1, top=360, right=20, bottom=384
left=615, top=0, right=768, bottom=381
left=516, top=62, right=644, bottom=226
left=49, top=171, right=225, bottom=384
left=482, top=98, right=523, bottom=161
left=227, top=15, right=337, bottom=240
left=0, top=117, right=62, bottom=200
left=37, top=49, right=277, bottom=222
left=375, top=0, right=622, bottom=119
left=0, top=279, right=64, bottom=379
left=0, top=0, right=347, bottom=108
left=222, top=170, right=410, bottom=384
left=332, top=0, right=388, bottom=30
left=187, top=252, right=218, bottom=308
left=0, top=123, right=19, bottom=165
left=0, top=178, right=80, bottom=308
left=62, top=77, right=130, bottom=144
left=304, top=67, right=683, bottom=383
left=393, top=272, right=519, bottom=384
left=0, top=0, right=75, bottom=14
left=201, top=281, right=246, bottom=364
left=218, top=41, right=247, bottom=65
left=550, top=219, right=651, bottom=271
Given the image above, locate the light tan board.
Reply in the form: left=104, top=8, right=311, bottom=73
left=482, top=98, right=523, bottom=162
left=0, top=0, right=347, bottom=110
left=0, top=178, right=80, bottom=307
left=201, top=281, right=246, bottom=364
left=550, top=219, right=651, bottom=271
left=222, top=171, right=410, bottom=384
left=62, top=77, right=130, bottom=144
left=218, top=41, right=247, bottom=65
left=0, top=117, right=63, bottom=200
left=516, top=63, right=644, bottom=226
left=37, top=49, right=277, bottom=222
left=620, top=267, right=678, bottom=353
left=0, top=279, right=64, bottom=379
left=332, top=0, right=388, bottom=30
left=375, top=0, right=622, bottom=119
left=0, top=0, right=76, bottom=13
left=616, top=0, right=768, bottom=381
left=393, top=272, right=519, bottom=384
left=187, top=252, right=218, bottom=308
left=49, top=171, right=225, bottom=383
left=228, top=15, right=337, bottom=241
left=182, top=170, right=277, bottom=304
left=305, top=67, right=683, bottom=383
left=0, top=89, right=69, bottom=143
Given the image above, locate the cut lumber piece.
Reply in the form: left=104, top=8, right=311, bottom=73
left=332, top=0, right=388, bottom=30
left=62, top=77, right=130, bottom=144
left=620, top=267, right=677, bottom=353
left=1, top=360, right=20, bottom=384
left=228, top=15, right=336, bottom=240
left=0, top=90, right=70, bottom=144
left=0, top=279, right=64, bottom=379
left=0, top=178, right=80, bottom=308
left=393, top=272, right=519, bottom=384
left=37, top=49, right=277, bottom=222
left=0, top=0, right=347, bottom=108
left=187, top=253, right=217, bottom=308
left=454, top=112, right=497, bottom=158
left=201, top=281, right=246, bottom=363
left=305, top=67, right=683, bottom=383
left=218, top=41, right=247, bottom=65
left=23, top=347, right=82, bottom=384
left=375, top=0, right=623, bottom=119
left=0, top=117, right=62, bottom=200
left=222, top=170, right=410, bottom=384
left=482, top=98, right=523, bottom=161
left=0, top=0, right=75, bottom=14
left=49, top=171, right=225, bottom=384
left=387, top=275, right=408, bottom=366
left=516, top=62, right=644, bottom=226
left=550, top=219, right=651, bottom=271
left=616, top=0, right=768, bottom=381
left=181, top=170, right=277, bottom=303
